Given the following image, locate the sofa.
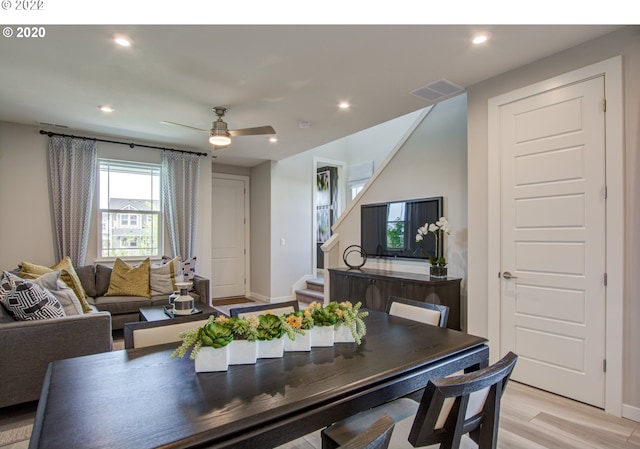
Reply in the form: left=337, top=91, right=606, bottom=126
left=75, top=264, right=210, bottom=330
left=0, top=303, right=113, bottom=408
left=0, top=262, right=209, bottom=408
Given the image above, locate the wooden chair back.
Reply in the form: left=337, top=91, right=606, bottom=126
left=386, top=296, right=449, bottom=328
left=408, top=351, right=518, bottom=449
left=123, top=314, right=213, bottom=349
left=338, top=414, right=395, bottom=449
left=230, top=300, right=299, bottom=318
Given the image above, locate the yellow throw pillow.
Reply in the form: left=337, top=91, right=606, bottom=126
left=105, top=258, right=151, bottom=298
left=20, top=257, right=92, bottom=313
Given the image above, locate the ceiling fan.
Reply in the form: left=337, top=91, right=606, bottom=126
left=162, top=106, right=276, bottom=148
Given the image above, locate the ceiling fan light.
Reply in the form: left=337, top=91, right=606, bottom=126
left=209, top=133, right=231, bottom=146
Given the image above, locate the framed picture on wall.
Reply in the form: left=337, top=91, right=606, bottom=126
left=317, top=169, right=331, bottom=206
left=317, top=209, right=332, bottom=243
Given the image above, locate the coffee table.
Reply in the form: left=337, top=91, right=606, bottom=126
left=138, top=304, right=217, bottom=322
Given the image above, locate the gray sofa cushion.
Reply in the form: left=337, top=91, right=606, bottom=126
left=76, top=265, right=96, bottom=298
left=95, top=264, right=112, bottom=297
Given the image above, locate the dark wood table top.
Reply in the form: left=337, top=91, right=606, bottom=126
left=29, top=311, right=488, bottom=449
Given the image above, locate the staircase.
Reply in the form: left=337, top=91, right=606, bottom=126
left=295, top=276, right=325, bottom=305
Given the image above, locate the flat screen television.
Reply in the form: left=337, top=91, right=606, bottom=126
left=361, top=196, right=443, bottom=260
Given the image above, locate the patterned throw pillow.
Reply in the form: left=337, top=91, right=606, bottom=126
left=19, top=257, right=91, bottom=313
left=161, top=256, right=197, bottom=282
left=0, top=275, right=65, bottom=321
left=4, top=270, right=83, bottom=316
left=150, top=256, right=181, bottom=296
left=105, top=258, right=151, bottom=298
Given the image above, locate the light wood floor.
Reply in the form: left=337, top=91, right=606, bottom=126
left=276, top=382, right=640, bottom=449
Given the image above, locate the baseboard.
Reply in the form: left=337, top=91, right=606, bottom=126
left=622, top=403, right=640, bottom=423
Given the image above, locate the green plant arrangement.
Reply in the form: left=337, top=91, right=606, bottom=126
left=306, top=301, right=340, bottom=327
left=284, top=310, right=314, bottom=335
left=172, top=315, right=259, bottom=360
left=337, top=301, right=369, bottom=345
left=415, top=216, right=452, bottom=267
left=171, top=315, right=232, bottom=360
left=257, top=313, right=286, bottom=341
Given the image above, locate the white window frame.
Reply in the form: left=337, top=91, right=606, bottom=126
left=97, top=159, right=163, bottom=260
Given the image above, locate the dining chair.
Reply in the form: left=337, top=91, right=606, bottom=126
left=337, top=413, right=395, bottom=449
left=123, top=315, right=213, bottom=349
left=229, top=300, right=299, bottom=318
left=386, top=296, right=449, bottom=328
left=322, top=351, right=518, bottom=449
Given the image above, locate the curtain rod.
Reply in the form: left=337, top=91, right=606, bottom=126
left=39, top=130, right=209, bottom=157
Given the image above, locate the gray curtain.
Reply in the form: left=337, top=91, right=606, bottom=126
left=48, top=136, right=97, bottom=267
left=162, top=151, right=200, bottom=259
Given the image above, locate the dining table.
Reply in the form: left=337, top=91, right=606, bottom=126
left=28, top=310, right=488, bottom=449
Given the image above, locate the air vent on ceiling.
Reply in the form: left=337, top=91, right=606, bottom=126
left=38, top=121, right=69, bottom=128
left=410, top=79, right=465, bottom=104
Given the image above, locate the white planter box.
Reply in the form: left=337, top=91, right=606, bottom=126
left=310, top=326, right=335, bottom=347
left=229, top=340, right=258, bottom=365
left=195, top=346, right=229, bottom=372
left=334, top=324, right=356, bottom=343
left=284, top=331, right=311, bottom=352
left=257, top=337, right=285, bottom=358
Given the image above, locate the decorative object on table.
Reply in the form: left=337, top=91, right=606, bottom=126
left=307, top=301, right=339, bottom=346
left=284, top=310, right=314, bottom=351
left=335, top=301, right=368, bottom=344
left=227, top=315, right=259, bottom=364
left=171, top=301, right=368, bottom=372
left=256, top=313, right=286, bottom=358
left=343, top=244, right=367, bottom=269
left=416, top=216, right=452, bottom=279
left=172, top=281, right=195, bottom=315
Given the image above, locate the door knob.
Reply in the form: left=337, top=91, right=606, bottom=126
left=502, top=271, right=518, bottom=279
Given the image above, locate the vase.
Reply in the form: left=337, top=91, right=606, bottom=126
left=334, top=323, right=356, bottom=343
left=195, top=346, right=229, bottom=372
left=284, top=331, right=311, bottom=351
left=430, top=265, right=448, bottom=279
left=310, top=325, right=335, bottom=347
left=257, top=337, right=285, bottom=358
left=229, top=340, right=258, bottom=365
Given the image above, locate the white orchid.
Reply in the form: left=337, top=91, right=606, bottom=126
left=415, top=216, right=452, bottom=267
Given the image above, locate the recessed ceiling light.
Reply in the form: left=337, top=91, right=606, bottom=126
left=113, top=34, right=132, bottom=47
left=472, top=34, right=489, bottom=45
left=339, top=102, right=351, bottom=109
left=99, top=105, right=114, bottom=113
left=269, top=137, right=278, bottom=143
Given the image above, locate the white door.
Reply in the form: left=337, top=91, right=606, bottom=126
left=211, top=176, right=247, bottom=298
left=499, top=76, right=606, bottom=407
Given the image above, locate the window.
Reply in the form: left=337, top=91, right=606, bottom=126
left=386, top=201, right=406, bottom=250
left=99, top=160, right=161, bottom=258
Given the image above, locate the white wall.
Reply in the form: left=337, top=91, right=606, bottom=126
left=331, top=94, right=468, bottom=326
left=466, top=26, right=640, bottom=416
left=0, top=121, right=212, bottom=280
left=262, top=109, right=423, bottom=300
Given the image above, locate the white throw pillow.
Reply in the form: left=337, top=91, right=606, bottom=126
left=150, top=256, right=182, bottom=295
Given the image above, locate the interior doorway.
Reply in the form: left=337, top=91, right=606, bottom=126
left=313, top=158, right=346, bottom=274
left=487, top=56, right=624, bottom=415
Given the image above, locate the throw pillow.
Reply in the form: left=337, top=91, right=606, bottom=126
left=19, top=257, right=91, bottom=313
left=105, top=258, right=151, bottom=298
left=150, top=256, right=181, bottom=296
left=0, top=276, right=66, bottom=321
left=4, top=270, right=83, bottom=316
left=161, top=255, right=197, bottom=282
left=181, top=257, right=197, bottom=281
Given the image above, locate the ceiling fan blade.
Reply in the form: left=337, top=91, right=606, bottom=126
left=161, top=121, right=208, bottom=132
left=229, top=125, right=276, bottom=136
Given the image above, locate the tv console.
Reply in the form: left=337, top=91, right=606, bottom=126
left=329, top=267, right=461, bottom=330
